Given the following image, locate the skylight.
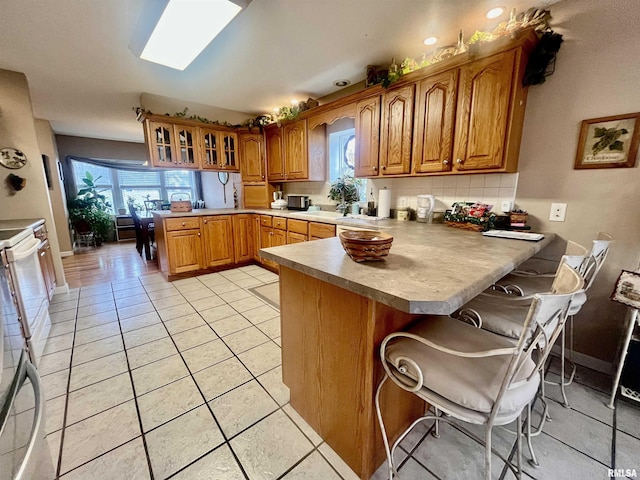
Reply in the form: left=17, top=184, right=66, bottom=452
left=140, top=0, right=242, bottom=71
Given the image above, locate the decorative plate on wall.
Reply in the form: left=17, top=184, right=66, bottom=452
left=0, top=148, right=28, bottom=169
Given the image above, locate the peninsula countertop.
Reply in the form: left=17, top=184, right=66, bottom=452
left=261, top=222, right=555, bottom=315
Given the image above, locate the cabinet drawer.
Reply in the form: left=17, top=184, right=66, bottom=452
left=273, top=217, right=287, bottom=230
left=33, top=224, right=48, bottom=241
left=308, top=222, right=336, bottom=239
left=260, top=215, right=273, bottom=227
left=165, top=217, right=200, bottom=231
left=287, top=219, right=308, bottom=235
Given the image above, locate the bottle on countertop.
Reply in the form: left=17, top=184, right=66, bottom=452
left=368, top=189, right=376, bottom=217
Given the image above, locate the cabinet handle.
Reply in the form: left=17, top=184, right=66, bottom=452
left=373, top=166, right=378, bottom=171
left=456, top=158, right=464, bottom=164
left=203, top=220, right=208, bottom=224
left=443, top=159, right=449, bottom=165
left=182, top=222, right=186, bottom=226
left=197, top=232, right=201, bottom=237
left=40, top=251, right=46, bottom=257
left=381, top=165, right=386, bottom=170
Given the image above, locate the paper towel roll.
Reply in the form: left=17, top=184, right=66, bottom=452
left=378, top=189, right=391, bottom=218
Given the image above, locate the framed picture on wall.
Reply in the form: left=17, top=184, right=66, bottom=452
left=574, top=112, right=640, bottom=169
left=611, top=270, right=640, bottom=310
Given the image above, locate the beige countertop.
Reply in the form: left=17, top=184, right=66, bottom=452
left=0, top=218, right=45, bottom=230
left=261, top=222, right=555, bottom=315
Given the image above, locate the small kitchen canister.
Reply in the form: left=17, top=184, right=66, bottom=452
left=397, top=207, right=409, bottom=221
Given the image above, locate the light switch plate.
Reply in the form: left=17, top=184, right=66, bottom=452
left=549, top=203, right=567, bottom=222
left=500, top=200, right=513, bottom=213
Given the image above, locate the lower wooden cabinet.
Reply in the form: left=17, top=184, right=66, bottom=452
left=232, top=214, right=254, bottom=263
left=308, top=222, right=336, bottom=241
left=166, top=229, right=203, bottom=274
left=202, top=216, right=234, bottom=268
left=287, top=231, right=307, bottom=244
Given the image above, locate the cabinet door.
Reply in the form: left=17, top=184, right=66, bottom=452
left=455, top=50, right=516, bottom=171
left=272, top=229, right=287, bottom=247
left=260, top=225, right=278, bottom=269
left=283, top=119, right=308, bottom=180
left=200, top=128, right=221, bottom=170
left=174, top=125, right=199, bottom=168
left=147, top=121, right=176, bottom=167
left=221, top=132, right=239, bottom=171
left=232, top=214, right=253, bottom=263
left=253, top=215, right=262, bottom=262
left=202, top=216, right=234, bottom=268
left=413, top=70, right=458, bottom=173
left=354, top=97, right=381, bottom=177
left=287, top=231, right=307, bottom=244
left=266, top=127, right=285, bottom=181
left=380, top=84, right=415, bottom=175
left=166, top=230, right=203, bottom=274
left=38, top=239, right=56, bottom=300
left=239, top=133, right=265, bottom=182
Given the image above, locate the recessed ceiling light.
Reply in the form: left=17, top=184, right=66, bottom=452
left=485, top=6, right=506, bottom=19
left=333, top=79, right=351, bottom=87
left=423, top=36, right=438, bottom=46
left=140, top=0, right=243, bottom=71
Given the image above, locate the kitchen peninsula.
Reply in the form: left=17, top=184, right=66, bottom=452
left=260, top=223, right=554, bottom=479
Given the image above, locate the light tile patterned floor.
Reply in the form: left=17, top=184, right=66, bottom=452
left=40, top=265, right=640, bottom=480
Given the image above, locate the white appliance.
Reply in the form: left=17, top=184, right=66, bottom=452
left=0, top=235, right=54, bottom=479
left=271, top=191, right=287, bottom=210
left=416, top=194, right=436, bottom=223
left=0, top=229, right=51, bottom=366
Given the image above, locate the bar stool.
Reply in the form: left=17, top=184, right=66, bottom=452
left=375, top=263, right=583, bottom=480
left=485, top=233, right=612, bottom=407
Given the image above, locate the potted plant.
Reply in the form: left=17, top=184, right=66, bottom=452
left=328, top=175, right=362, bottom=216
left=67, top=171, right=113, bottom=245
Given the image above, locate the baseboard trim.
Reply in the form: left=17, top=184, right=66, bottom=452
left=60, top=251, right=74, bottom=257
left=551, top=344, right=612, bottom=375
left=54, top=284, right=70, bottom=295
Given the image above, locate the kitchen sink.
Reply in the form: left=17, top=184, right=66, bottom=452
left=299, top=211, right=342, bottom=218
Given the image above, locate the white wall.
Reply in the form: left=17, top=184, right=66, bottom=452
left=0, top=69, right=67, bottom=290
left=201, top=172, right=241, bottom=208
left=515, top=0, right=640, bottom=365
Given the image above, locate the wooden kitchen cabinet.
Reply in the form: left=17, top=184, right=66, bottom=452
left=260, top=225, right=278, bottom=269
left=239, top=133, right=265, bottom=182
left=166, top=228, right=203, bottom=274
left=308, top=222, right=336, bottom=241
left=454, top=49, right=521, bottom=172
left=174, top=124, right=199, bottom=169
left=252, top=214, right=262, bottom=262
left=412, top=69, right=458, bottom=174
left=354, top=96, right=381, bottom=177
left=232, top=214, right=254, bottom=263
left=145, top=120, right=177, bottom=168
left=201, top=215, right=234, bottom=268
left=287, top=231, right=307, bottom=244
left=200, top=128, right=239, bottom=171
left=379, top=84, right=415, bottom=175
left=34, top=224, right=56, bottom=300
left=265, top=121, right=325, bottom=182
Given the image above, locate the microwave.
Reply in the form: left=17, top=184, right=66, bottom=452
left=287, top=195, right=310, bottom=211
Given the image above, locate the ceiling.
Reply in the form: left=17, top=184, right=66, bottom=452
left=0, top=0, right=559, bottom=143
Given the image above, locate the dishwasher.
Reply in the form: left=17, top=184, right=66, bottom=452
left=1, top=235, right=55, bottom=479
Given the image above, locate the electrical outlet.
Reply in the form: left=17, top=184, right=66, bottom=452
left=500, top=200, right=513, bottom=213
left=549, top=203, right=567, bottom=222
left=399, top=197, right=407, bottom=207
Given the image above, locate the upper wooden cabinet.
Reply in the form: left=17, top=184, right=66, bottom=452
left=354, top=97, right=381, bottom=177
left=174, top=125, right=199, bottom=169
left=200, top=129, right=238, bottom=171
left=239, top=133, right=265, bottom=182
left=412, top=69, right=459, bottom=174
left=145, top=120, right=177, bottom=167
left=454, top=49, right=519, bottom=172
left=379, top=84, right=415, bottom=175
left=265, top=120, right=325, bottom=182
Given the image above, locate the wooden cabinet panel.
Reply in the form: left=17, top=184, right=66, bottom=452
left=252, top=215, right=262, bottom=262
left=266, top=126, right=285, bottom=181
left=165, top=217, right=200, bottom=231
left=232, top=214, right=254, bottom=263
left=260, top=215, right=273, bottom=227
left=146, top=121, right=176, bottom=167
left=38, top=239, right=56, bottom=300
left=220, top=132, right=239, bottom=170
left=287, top=219, right=308, bottom=235
left=239, top=133, right=265, bottom=182
left=380, top=84, right=415, bottom=175
left=200, top=127, right=221, bottom=169
left=166, top=229, right=203, bottom=274
left=308, top=222, right=336, bottom=239
left=273, top=229, right=287, bottom=247
left=260, top=225, right=277, bottom=269
left=455, top=50, right=516, bottom=171
left=354, top=97, right=381, bottom=177
left=287, top=231, right=307, bottom=244
left=174, top=125, right=199, bottom=168
left=412, top=70, right=458, bottom=174
left=273, top=217, right=287, bottom=230
left=283, top=120, right=308, bottom=180
left=202, top=216, right=234, bottom=268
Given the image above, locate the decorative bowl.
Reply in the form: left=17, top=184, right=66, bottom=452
left=338, top=230, right=394, bottom=262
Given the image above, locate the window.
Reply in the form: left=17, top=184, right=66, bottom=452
left=329, top=128, right=366, bottom=201
left=70, top=160, right=197, bottom=213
